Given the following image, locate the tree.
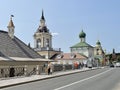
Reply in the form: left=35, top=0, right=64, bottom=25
left=117, top=56, right=120, bottom=62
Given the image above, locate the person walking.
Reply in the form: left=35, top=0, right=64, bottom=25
left=48, top=68, right=50, bottom=75
left=50, top=67, right=53, bottom=74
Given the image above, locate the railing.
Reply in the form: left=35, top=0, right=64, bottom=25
left=0, top=67, right=25, bottom=78
left=26, top=70, right=36, bottom=76
left=34, top=47, right=61, bottom=52
left=16, top=69, right=24, bottom=76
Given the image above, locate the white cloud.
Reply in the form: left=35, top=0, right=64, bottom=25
left=51, top=32, right=59, bottom=36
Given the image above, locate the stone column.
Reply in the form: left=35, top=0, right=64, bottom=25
left=36, top=65, right=39, bottom=75
left=24, top=65, right=27, bottom=76
left=63, top=65, right=65, bottom=71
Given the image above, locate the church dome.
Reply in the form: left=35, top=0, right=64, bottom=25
left=96, top=40, right=101, bottom=45
left=79, top=30, right=86, bottom=38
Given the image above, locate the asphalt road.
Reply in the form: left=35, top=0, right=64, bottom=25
left=2, top=68, right=120, bottom=90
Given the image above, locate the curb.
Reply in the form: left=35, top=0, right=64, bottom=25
left=0, top=67, right=101, bottom=89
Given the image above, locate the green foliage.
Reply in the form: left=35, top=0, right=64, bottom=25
left=117, top=56, right=120, bottom=62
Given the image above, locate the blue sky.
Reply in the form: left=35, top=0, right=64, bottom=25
left=0, top=0, right=120, bottom=53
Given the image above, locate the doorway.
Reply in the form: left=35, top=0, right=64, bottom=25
left=9, top=67, right=15, bottom=77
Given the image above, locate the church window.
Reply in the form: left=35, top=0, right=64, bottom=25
left=46, top=39, right=49, bottom=47
left=37, top=39, right=41, bottom=48
left=96, top=48, right=99, bottom=55
left=57, top=55, right=61, bottom=59
left=72, top=48, right=76, bottom=51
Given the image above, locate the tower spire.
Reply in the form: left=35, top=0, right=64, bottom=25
left=8, top=15, right=15, bottom=28
left=113, top=48, right=115, bottom=54
left=41, top=9, right=45, bottom=20
left=40, top=10, right=46, bottom=27
left=7, top=15, right=15, bottom=39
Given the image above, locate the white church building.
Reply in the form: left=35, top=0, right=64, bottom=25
left=70, top=30, right=94, bottom=59
left=70, top=30, right=105, bottom=66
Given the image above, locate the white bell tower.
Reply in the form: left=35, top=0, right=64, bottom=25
left=34, top=10, right=52, bottom=49
left=33, top=10, right=61, bottom=59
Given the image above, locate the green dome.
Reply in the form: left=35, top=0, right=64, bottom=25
left=96, top=40, right=101, bottom=45
left=79, top=30, right=86, bottom=38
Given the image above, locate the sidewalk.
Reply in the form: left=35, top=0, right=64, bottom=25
left=0, top=67, right=101, bottom=88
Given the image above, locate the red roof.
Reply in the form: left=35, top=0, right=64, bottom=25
left=54, top=53, right=88, bottom=60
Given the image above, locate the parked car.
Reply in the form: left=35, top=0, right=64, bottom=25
left=87, top=63, right=92, bottom=68
left=109, top=63, right=114, bottom=68
left=115, top=62, right=120, bottom=67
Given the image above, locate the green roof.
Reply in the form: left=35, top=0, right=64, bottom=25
left=79, top=30, right=86, bottom=38
left=71, top=42, right=93, bottom=48
left=96, top=40, right=101, bottom=45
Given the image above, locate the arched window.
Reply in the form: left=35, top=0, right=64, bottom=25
left=96, top=48, right=99, bottom=55
left=36, top=39, right=41, bottom=48
left=46, top=39, right=49, bottom=47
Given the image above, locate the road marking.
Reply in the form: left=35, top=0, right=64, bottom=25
left=54, top=69, right=113, bottom=90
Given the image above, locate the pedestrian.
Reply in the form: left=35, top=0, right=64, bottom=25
left=48, top=68, right=50, bottom=75
left=50, top=67, right=52, bottom=74
left=81, top=62, right=84, bottom=68
left=1, top=69, right=4, bottom=77
left=79, top=63, right=81, bottom=69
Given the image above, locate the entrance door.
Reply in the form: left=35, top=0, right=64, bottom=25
left=9, top=68, right=15, bottom=77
